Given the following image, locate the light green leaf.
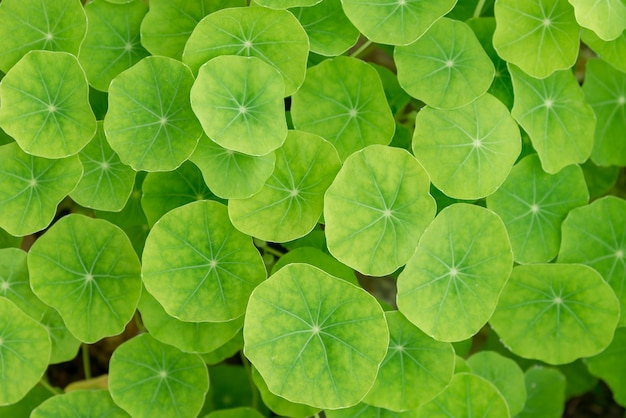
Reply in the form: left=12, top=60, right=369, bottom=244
left=31, top=390, right=130, bottom=418
left=203, top=407, right=265, bottom=418
left=557, top=196, right=626, bottom=326
left=395, top=18, right=495, bottom=109
left=257, top=0, right=321, bottom=8
left=183, top=6, right=309, bottom=96
left=39, top=307, right=81, bottom=364
left=229, top=131, right=341, bottom=242
left=326, top=403, right=418, bottom=417
left=0, top=227, right=20, bottom=249
left=200, top=330, right=243, bottom=365
left=582, top=29, right=626, bottom=73
left=0, top=142, right=83, bottom=236
left=568, top=0, right=626, bottom=41
left=324, top=145, right=436, bottom=276
left=142, top=200, right=266, bottom=322
left=190, top=56, right=287, bottom=156
left=243, top=263, right=389, bottom=409
left=70, top=122, right=136, bottom=212
left=0, top=297, right=51, bottom=406
left=0, top=0, right=86, bottom=73
left=0, top=248, right=48, bottom=320
left=490, top=263, right=620, bottom=364
left=396, top=203, right=513, bottom=342
left=109, top=333, right=209, bottom=418
left=0, top=384, right=53, bottom=418
left=272, top=246, right=358, bottom=286
left=104, top=56, right=203, bottom=171
left=28, top=215, right=142, bottom=343
left=412, top=93, right=521, bottom=199
left=291, top=57, right=395, bottom=161
left=584, top=327, right=626, bottom=407
left=582, top=58, right=626, bottom=166
left=364, top=311, right=455, bottom=411
left=251, top=367, right=321, bottom=418
left=78, top=0, right=149, bottom=92
left=493, top=0, right=580, bottom=78
left=0, top=51, right=96, bottom=158
left=190, top=135, right=275, bottom=199
left=509, top=64, right=596, bottom=174
left=341, top=0, right=456, bottom=46
left=486, top=154, right=588, bottom=264
left=516, top=366, right=566, bottom=418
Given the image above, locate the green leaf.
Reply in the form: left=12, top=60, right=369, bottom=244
left=324, top=145, right=436, bottom=276
left=490, top=263, right=620, bottom=364
left=290, top=0, right=360, bottom=56
left=140, top=0, right=245, bottom=60
left=0, top=51, right=96, bottom=158
left=584, top=327, right=626, bottom=407
left=493, top=0, right=580, bottom=78
left=582, top=58, right=626, bottom=166
left=412, top=93, right=521, bottom=199
left=69, top=122, right=136, bottom=212
left=142, top=200, right=266, bottom=322
left=568, top=0, right=626, bottom=41
left=396, top=203, right=513, bottom=342
left=78, top=0, right=149, bottom=92
left=340, top=0, right=456, bottom=46
left=229, top=131, right=341, bottom=242
left=363, top=311, right=455, bottom=411
left=243, top=263, right=389, bottom=409
left=190, top=55, right=287, bottom=156
left=516, top=366, right=566, bottom=418
left=272, top=246, right=358, bottom=286
left=256, top=0, right=321, bottom=8
left=395, top=18, right=495, bottom=109
left=200, top=330, right=243, bottom=365
left=0, top=248, right=48, bottom=320
left=326, top=403, right=418, bottom=417
left=183, top=6, right=309, bottom=96
left=486, top=154, right=588, bottom=264
left=0, top=228, right=20, bottom=249
left=0, top=297, right=51, bottom=406
left=0, top=0, right=86, bottom=73
left=251, top=367, right=321, bottom=418
left=558, top=196, right=626, bottom=326
left=28, top=214, right=142, bottom=343
left=109, top=333, right=209, bottom=418
left=509, top=64, right=596, bottom=174
left=104, top=56, right=203, bottom=171
left=31, top=390, right=130, bottom=418
left=416, top=373, right=510, bottom=418
left=291, top=57, right=395, bottom=161
left=0, top=143, right=82, bottom=236
left=203, top=407, right=265, bottom=418
left=582, top=29, right=626, bottom=73
left=190, top=135, right=275, bottom=199
left=39, top=307, right=81, bottom=364
left=0, top=384, right=53, bottom=418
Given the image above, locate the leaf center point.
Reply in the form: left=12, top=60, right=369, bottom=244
left=124, top=42, right=133, bottom=51
left=449, top=267, right=458, bottom=277
left=542, top=18, right=551, bottom=27
left=544, top=98, right=554, bottom=108
left=85, top=273, right=94, bottom=282
left=615, top=249, right=624, bottom=259
left=618, top=96, right=625, bottom=105
left=1, top=281, right=9, bottom=291
left=553, top=296, right=562, bottom=304
left=44, top=32, right=54, bottom=41
left=48, top=104, right=57, bottom=113
left=28, top=178, right=37, bottom=188
left=445, top=59, right=454, bottom=68
left=311, top=325, right=320, bottom=334
left=158, top=370, right=168, bottom=379
left=349, top=108, right=358, bottom=118
left=290, top=189, right=299, bottom=197
left=159, top=116, right=168, bottom=125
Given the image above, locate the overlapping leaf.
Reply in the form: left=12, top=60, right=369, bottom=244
left=568, top=0, right=626, bottom=41
left=31, top=390, right=130, bottom=418
left=584, top=328, right=626, bottom=407
left=582, top=29, right=626, bottom=73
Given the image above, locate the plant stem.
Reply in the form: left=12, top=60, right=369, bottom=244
left=39, top=378, right=62, bottom=395
left=263, top=246, right=284, bottom=258
left=82, top=343, right=92, bottom=380
left=473, top=0, right=487, bottom=18
left=240, top=352, right=259, bottom=409
left=349, top=40, right=373, bottom=58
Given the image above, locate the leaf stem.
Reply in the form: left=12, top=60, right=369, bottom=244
left=263, top=246, right=284, bottom=258
left=473, top=0, right=487, bottom=18
left=240, top=351, right=259, bottom=409
left=349, top=40, right=373, bottom=58
left=39, top=378, right=62, bottom=395
left=82, top=343, right=92, bottom=380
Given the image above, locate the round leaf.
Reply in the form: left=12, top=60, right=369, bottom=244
left=257, top=0, right=321, bottom=8
left=40, top=307, right=81, bottom=364
left=31, top=390, right=130, bottom=418
left=244, top=263, right=389, bottom=409
left=204, top=407, right=265, bottom=418
left=324, top=145, right=436, bottom=276
left=28, top=215, right=142, bottom=343
left=0, top=248, right=48, bottom=320
left=568, top=0, right=626, bottom=41
left=582, top=29, right=626, bottom=73
left=251, top=367, right=321, bottom=418
left=271, top=246, right=358, bottom=286
left=584, top=327, right=626, bottom=407
left=516, top=366, right=566, bottom=418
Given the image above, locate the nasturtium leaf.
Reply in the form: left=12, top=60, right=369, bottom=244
left=364, top=311, right=455, bottom=411
left=582, top=58, right=626, bottom=166
left=200, top=329, right=243, bottom=365
left=70, top=122, right=136, bottom=212
left=486, top=154, right=588, bottom=264
left=290, top=0, right=360, bottom=56
left=139, top=289, right=243, bottom=354
left=372, top=64, right=411, bottom=117
left=291, top=57, right=395, bottom=161
left=31, top=390, right=130, bottom=418
left=205, top=364, right=258, bottom=411
left=467, top=351, right=526, bottom=416
left=78, top=0, right=149, bottom=92
left=141, top=0, right=245, bottom=60
left=568, top=0, right=626, bottom=41
left=490, top=263, right=620, bottom=364
left=0, top=384, right=53, bottom=418
left=190, top=56, right=287, bottom=156
left=341, top=0, right=455, bottom=46
left=558, top=196, right=626, bottom=326
left=412, top=93, right=521, bottom=200
left=229, top=131, right=341, bottom=242
left=0, top=143, right=82, bottom=236
left=493, top=0, right=580, bottom=79
left=395, top=18, right=495, bottom=109
left=509, top=64, right=596, bottom=174
left=141, top=161, right=222, bottom=227
left=397, top=203, right=513, bottom=342
left=142, top=200, right=266, bottom=322
left=0, top=228, right=20, bottom=249
left=416, top=373, right=510, bottom=418
left=0, top=0, right=86, bottom=73
left=0, top=51, right=96, bottom=159
left=244, top=263, right=389, bottom=409
left=454, top=355, right=471, bottom=374
left=559, top=360, right=599, bottom=399
left=324, top=145, right=436, bottom=276
left=0, top=297, right=51, bottom=406
left=251, top=367, right=321, bottom=418
left=182, top=6, right=308, bottom=96
left=516, top=366, right=566, bottom=418
left=204, top=407, right=265, bottom=418
left=40, top=307, right=80, bottom=364
left=272, top=246, right=358, bottom=286
left=257, top=0, right=321, bottom=8
left=326, top=403, right=417, bottom=417
left=190, top=135, right=275, bottom=199
left=109, top=333, right=209, bottom=418
left=582, top=29, right=626, bottom=73
left=0, top=248, right=47, bottom=320
left=584, top=327, right=626, bottom=407
left=28, top=215, right=142, bottom=343
left=104, top=56, right=203, bottom=172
